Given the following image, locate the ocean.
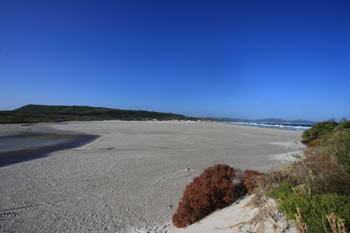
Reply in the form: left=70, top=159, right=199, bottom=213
left=225, top=121, right=312, bottom=131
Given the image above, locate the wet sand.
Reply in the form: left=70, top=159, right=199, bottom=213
left=0, top=121, right=303, bottom=232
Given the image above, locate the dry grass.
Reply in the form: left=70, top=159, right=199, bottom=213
left=216, top=196, right=293, bottom=233
left=295, top=208, right=308, bottom=233
left=323, top=213, right=348, bottom=233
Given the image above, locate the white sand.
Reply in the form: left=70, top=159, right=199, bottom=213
left=162, top=195, right=298, bottom=233
left=0, top=121, right=303, bottom=232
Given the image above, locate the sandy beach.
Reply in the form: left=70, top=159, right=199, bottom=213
left=0, top=121, right=303, bottom=233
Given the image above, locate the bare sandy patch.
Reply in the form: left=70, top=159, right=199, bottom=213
left=0, top=121, right=302, bottom=232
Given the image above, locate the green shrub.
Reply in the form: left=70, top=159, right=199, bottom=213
left=308, top=128, right=350, bottom=166
left=334, top=120, right=350, bottom=131
left=277, top=193, right=350, bottom=233
left=325, top=129, right=350, bottom=166
left=266, top=183, right=293, bottom=199
left=302, top=121, right=338, bottom=144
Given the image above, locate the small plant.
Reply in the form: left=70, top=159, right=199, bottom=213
left=172, top=164, right=244, bottom=228
left=292, top=184, right=312, bottom=197
left=266, top=183, right=293, bottom=199
left=323, top=213, right=347, bottom=233
left=295, top=208, right=308, bottom=233
left=243, top=170, right=264, bottom=194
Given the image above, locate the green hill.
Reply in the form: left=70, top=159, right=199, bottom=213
left=15, top=104, right=111, bottom=113
left=0, top=104, right=199, bottom=123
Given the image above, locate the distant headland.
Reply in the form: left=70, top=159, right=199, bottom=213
left=0, top=104, right=315, bottom=126
left=0, top=104, right=200, bottom=123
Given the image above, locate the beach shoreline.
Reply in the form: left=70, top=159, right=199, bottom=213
left=0, top=121, right=304, bottom=232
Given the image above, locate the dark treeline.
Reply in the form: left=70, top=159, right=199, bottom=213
left=0, top=104, right=200, bottom=123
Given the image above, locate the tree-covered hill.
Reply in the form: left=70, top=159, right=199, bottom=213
left=0, top=104, right=200, bottom=123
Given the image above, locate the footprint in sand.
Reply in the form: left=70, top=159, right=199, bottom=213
left=0, top=201, right=41, bottom=221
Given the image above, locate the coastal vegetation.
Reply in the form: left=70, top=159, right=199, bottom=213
left=0, top=104, right=199, bottom=123
left=172, top=164, right=242, bottom=227
left=243, top=170, right=264, bottom=195
left=172, top=164, right=260, bottom=228
left=173, top=120, right=350, bottom=232
left=301, top=120, right=338, bottom=144
left=254, top=120, right=350, bottom=232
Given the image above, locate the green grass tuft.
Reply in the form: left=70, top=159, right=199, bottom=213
left=266, top=183, right=293, bottom=199
left=278, top=193, right=350, bottom=233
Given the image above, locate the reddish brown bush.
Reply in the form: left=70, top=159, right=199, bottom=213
left=172, top=164, right=244, bottom=228
left=243, top=170, right=264, bottom=194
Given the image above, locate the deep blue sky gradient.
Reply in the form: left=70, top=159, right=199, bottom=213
left=1, top=0, right=349, bottom=121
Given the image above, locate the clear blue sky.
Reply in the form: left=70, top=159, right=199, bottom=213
left=1, top=0, right=349, bottom=121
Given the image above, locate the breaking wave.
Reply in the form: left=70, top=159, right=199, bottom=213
left=226, top=122, right=311, bottom=131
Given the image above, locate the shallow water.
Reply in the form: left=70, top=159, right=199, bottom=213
left=0, top=133, right=71, bottom=152
left=0, top=132, right=98, bottom=167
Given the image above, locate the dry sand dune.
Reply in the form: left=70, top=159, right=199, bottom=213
left=0, top=121, right=303, bottom=232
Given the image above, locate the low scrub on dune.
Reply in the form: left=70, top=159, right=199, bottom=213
left=254, top=120, right=350, bottom=233
left=278, top=192, right=350, bottom=233
left=172, top=164, right=245, bottom=228
left=243, top=170, right=264, bottom=194
left=302, top=121, right=338, bottom=144
left=335, top=120, right=350, bottom=131
left=172, top=121, right=350, bottom=231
